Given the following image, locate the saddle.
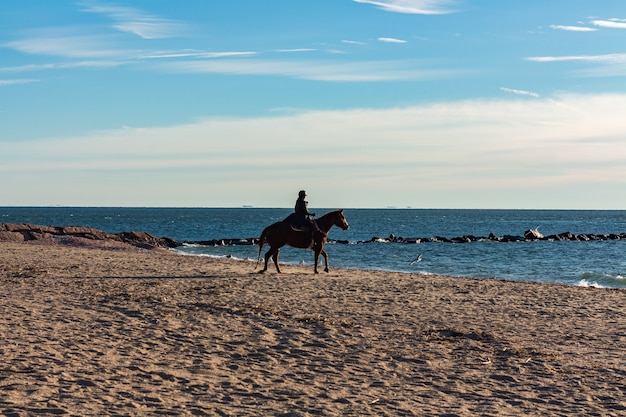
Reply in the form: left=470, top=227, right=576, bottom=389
left=290, top=219, right=320, bottom=233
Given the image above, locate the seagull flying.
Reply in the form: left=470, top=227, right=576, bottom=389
left=409, top=254, right=422, bottom=265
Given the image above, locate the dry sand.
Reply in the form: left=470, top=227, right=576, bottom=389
left=1, top=240, right=625, bottom=416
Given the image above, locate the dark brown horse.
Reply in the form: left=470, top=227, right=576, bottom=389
left=257, top=209, right=349, bottom=274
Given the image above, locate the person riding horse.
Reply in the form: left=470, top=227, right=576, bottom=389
left=294, top=190, right=315, bottom=225
left=289, top=190, right=317, bottom=246
left=258, top=208, right=349, bottom=273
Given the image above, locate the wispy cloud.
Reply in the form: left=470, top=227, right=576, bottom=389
left=354, top=0, right=457, bottom=15
left=2, top=26, right=450, bottom=83
left=79, top=1, right=188, bottom=39
left=527, top=53, right=626, bottom=63
left=500, top=87, right=539, bottom=98
left=591, top=19, right=626, bottom=29
left=0, top=61, right=123, bottom=73
left=527, top=53, right=626, bottom=78
left=3, top=29, right=128, bottom=59
left=342, top=40, right=367, bottom=45
left=159, top=58, right=458, bottom=82
left=550, top=24, right=597, bottom=32
left=273, top=48, right=317, bottom=53
left=378, top=37, right=407, bottom=43
left=140, top=48, right=318, bottom=61
left=0, top=79, right=39, bottom=87
left=140, top=51, right=257, bottom=59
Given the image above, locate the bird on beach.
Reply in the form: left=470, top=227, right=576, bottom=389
left=409, top=254, right=422, bottom=265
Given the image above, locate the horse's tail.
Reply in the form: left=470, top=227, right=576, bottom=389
left=255, top=227, right=269, bottom=269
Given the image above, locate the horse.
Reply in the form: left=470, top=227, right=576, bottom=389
left=256, top=209, right=349, bottom=274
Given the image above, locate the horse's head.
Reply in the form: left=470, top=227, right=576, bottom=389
left=334, top=209, right=350, bottom=230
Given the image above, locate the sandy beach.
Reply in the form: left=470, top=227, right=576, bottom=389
left=1, top=240, right=625, bottom=416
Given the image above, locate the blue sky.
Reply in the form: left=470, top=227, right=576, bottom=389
left=1, top=0, right=625, bottom=208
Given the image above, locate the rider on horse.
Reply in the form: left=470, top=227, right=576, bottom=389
left=292, top=190, right=317, bottom=246
left=294, top=190, right=315, bottom=224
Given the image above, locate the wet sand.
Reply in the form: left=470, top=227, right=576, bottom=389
left=1, top=241, right=625, bottom=416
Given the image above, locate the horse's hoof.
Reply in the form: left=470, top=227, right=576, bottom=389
left=257, top=269, right=266, bottom=274
left=324, top=268, right=329, bottom=273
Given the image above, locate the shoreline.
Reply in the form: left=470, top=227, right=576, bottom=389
left=2, top=241, right=626, bottom=416
left=3, top=220, right=625, bottom=289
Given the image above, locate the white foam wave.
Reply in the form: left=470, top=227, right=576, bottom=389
left=180, top=242, right=208, bottom=248
left=576, top=279, right=607, bottom=289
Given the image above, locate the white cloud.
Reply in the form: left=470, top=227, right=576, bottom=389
left=79, top=1, right=188, bottom=39
left=112, top=22, right=186, bottom=39
left=0, top=61, right=123, bottom=72
left=354, top=0, right=457, bottom=15
left=550, top=24, right=597, bottom=32
left=527, top=53, right=626, bottom=64
left=140, top=51, right=257, bottom=59
left=591, top=19, right=626, bottom=29
left=0, top=79, right=39, bottom=86
left=378, top=37, right=407, bottom=43
left=3, top=93, right=625, bottom=208
left=273, top=48, right=317, bottom=53
left=527, top=53, right=626, bottom=78
left=500, top=87, right=539, bottom=98
left=158, top=58, right=458, bottom=82
left=3, top=30, right=128, bottom=59
left=342, top=40, right=367, bottom=45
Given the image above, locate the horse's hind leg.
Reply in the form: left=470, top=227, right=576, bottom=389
left=272, top=248, right=281, bottom=273
left=260, top=247, right=275, bottom=273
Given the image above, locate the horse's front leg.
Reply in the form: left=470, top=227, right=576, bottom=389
left=320, top=248, right=329, bottom=272
left=313, top=248, right=320, bottom=274
left=272, top=248, right=282, bottom=273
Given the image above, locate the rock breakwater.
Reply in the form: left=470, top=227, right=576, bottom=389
left=2, top=223, right=624, bottom=250
left=0, top=223, right=180, bottom=250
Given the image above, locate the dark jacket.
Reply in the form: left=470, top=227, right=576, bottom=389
left=293, top=198, right=315, bottom=226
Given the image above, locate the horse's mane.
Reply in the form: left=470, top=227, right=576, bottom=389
left=318, top=209, right=343, bottom=219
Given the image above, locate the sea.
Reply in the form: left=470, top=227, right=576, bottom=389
left=2, top=207, right=625, bottom=289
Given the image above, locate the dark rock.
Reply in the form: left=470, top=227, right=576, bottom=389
left=0, top=223, right=179, bottom=250
left=60, top=226, right=111, bottom=240
left=118, top=231, right=179, bottom=249
left=0, top=230, right=25, bottom=241
left=501, top=235, right=524, bottom=242
left=524, top=228, right=544, bottom=240
left=488, top=232, right=500, bottom=241
left=402, top=238, right=421, bottom=244
left=555, top=231, right=574, bottom=241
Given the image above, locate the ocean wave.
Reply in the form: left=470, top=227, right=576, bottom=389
left=576, top=279, right=607, bottom=289
left=576, top=272, right=625, bottom=289
left=180, top=242, right=207, bottom=248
